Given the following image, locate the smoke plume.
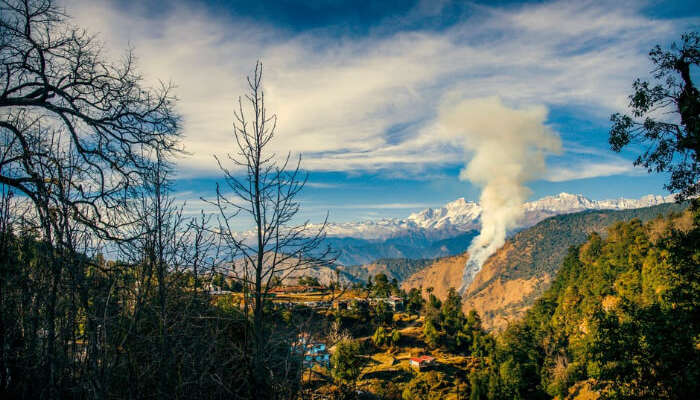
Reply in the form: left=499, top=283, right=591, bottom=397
left=436, top=97, right=561, bottom=294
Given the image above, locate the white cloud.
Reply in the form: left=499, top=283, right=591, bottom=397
left=62, top=0, right=694, bottom=178
left=331, top=202, right=435, bottom=210
left=304, top=182, right=341, bottom=189
left=546, top=160, right=640, bottom=182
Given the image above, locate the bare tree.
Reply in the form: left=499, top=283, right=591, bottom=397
left=212, top=61, right=334, bottom=397
left=109, top=144, right=247, bottom=398
left=0, top=0, right=180, bottom=397
left=0, top=0, right=180, bottom=239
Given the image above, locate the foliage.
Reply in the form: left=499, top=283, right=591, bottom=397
left=371, top=299, right=394, bottom=326
left=487, top=209, right=700, bottom=399
left=402, top=371, right=448, bottom=400
left=372, top=326, right=401, bottom=348
left=406, top=287, right=426, bottom=315
left=422, top=287, right=493, bottom=355
left=331, top=339, right=365, bottom=383
left=373, top=273, right=392, bottom=297
left=609, top=32, right=700, bottom=200
left=372, top=380, right=402, bottom=400
left=298, top=275, right=322, bottom=286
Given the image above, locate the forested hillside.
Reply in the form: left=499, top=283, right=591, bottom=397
left=480, top=208, right=700, bottom=399
left=315, top=209, right=699, bottom=399
left=403, top=202, right=688, bottom=330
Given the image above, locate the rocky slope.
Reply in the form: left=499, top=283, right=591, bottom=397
left=400, top=253, right=470, bottom=301
left=401, top=201, right=687, bottom=331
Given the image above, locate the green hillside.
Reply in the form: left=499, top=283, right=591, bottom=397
left=460, top=202, right=690, bottom=331
left=480, top=208, right=700, bottom=399
left=472, top=201, right=688, bottom=294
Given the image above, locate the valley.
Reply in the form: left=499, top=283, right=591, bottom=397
left=5, top=4, right=697, bottom=398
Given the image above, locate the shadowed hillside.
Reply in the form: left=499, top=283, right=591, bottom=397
left=338, top=258, right=436, bottom=283
left=324, top=230, right=478, bottom=265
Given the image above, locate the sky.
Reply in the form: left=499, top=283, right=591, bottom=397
left=63, top=0, right=699, bottom=225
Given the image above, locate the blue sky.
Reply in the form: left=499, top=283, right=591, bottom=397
left=66, top=0, right=699, bottom=225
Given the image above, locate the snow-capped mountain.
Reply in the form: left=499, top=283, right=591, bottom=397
left=523, top=193, right=673, bottom=213
left=407, top=197, right=482, bottom=231
left=323, top=193, right=675, bottom=240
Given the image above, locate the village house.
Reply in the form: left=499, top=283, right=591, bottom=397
left=367, top=296, right=404, bottom=311
left=387, top=295, right=404, bottom=311
left=410, top=355, right=436, bottom=370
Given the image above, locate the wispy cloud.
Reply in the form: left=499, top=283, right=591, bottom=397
left=304, top=182, right=341, bottom=189
left=64, top=0, right=694, bottom=178
left=317, top=202, right=435, bottom=210
left=546, top=160, right=641, bottom=182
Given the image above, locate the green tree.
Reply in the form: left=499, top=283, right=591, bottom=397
left=609, top=32, right=700, bottom=200
left=402, top=371, right=446, bottom=400
left=331, top=339, right=364, bottom=383
left=468, top=369, right=489, bottom=400
left=424, top=318, right=440, bottom=349
left=297, top=276, right=320, bottom=286
left=371, top=300, right=394, bottom=326
left=212, top=272, right=229, bottom=290
left=391, top=278, right=400, bottom=295
left=441, top=287, right=464, bottom=336
left=487, top=210, right=700, bottom=399
left=406, top=287, right=425, bottom=315
left=372, top=326, right=388, bottom=347
left=373, top=273, right=391, bottom=297
left=391, top=330, right=401, bottom=347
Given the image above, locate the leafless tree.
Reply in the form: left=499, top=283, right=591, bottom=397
left=1, top=2, right=340, bottom=398
left=211, top=61, right=334, bottom=398
left=0, top=0, right=180, bottom=397
left=0, top=0, right=181, bottom=239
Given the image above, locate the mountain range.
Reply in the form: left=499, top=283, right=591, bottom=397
left=323, top=192, right=675, bottom=265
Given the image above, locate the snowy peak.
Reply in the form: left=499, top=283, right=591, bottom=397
left=524, top=192, right=675, bottom=213
left=322, top=192, right=675, bottom=240
left=524, top=192, right=596, bottom=212
left=596, top=194, right=674, bottom=210
left=407, top=197, right=481, bottom=230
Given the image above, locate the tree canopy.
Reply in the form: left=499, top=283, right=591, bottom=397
left=610, top=32, right=700, bottom=201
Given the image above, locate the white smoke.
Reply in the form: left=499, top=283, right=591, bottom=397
left=436, top=97, right=561, bottom=294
